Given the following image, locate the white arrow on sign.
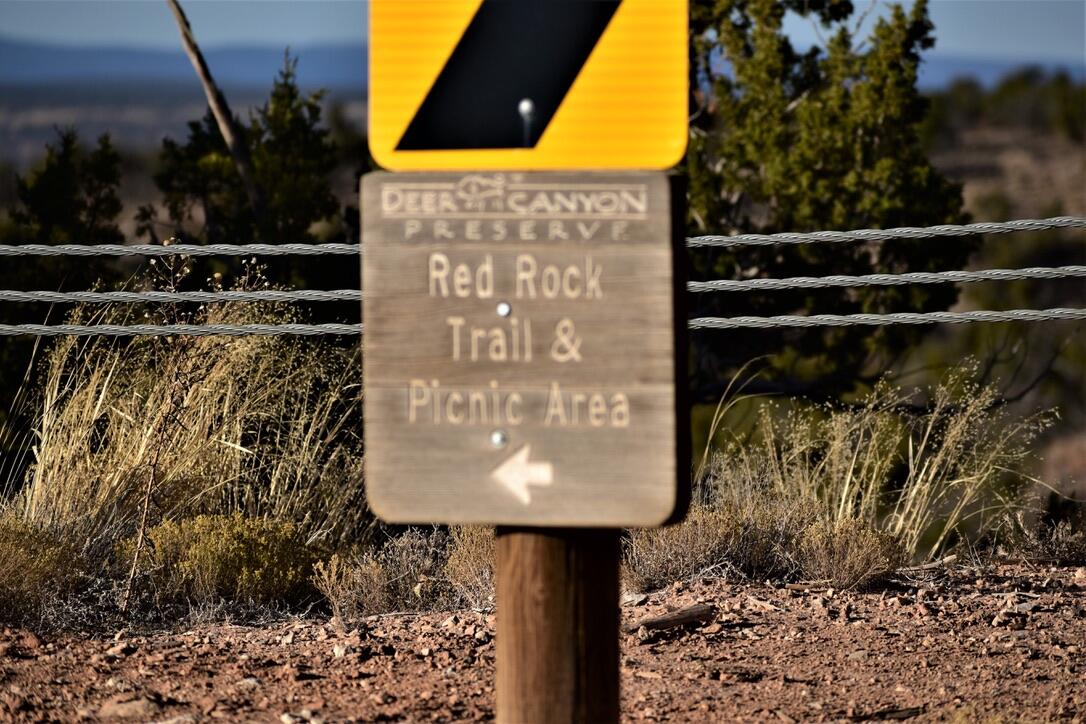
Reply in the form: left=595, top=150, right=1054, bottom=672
left=491, top=444, right=554, bottom=505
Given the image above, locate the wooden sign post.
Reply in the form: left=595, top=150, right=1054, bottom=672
left=365, top=2, right=689, bottom=721
left=362, top=172, right=687, bottom=721
left=496, top=529, right=620, bottom=723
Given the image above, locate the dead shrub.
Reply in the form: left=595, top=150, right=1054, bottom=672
left=118, top=512, right=316, bottom=608
left=798, top=518, right=904, bottom=589
left=623, top=504, right=742, bottom=592
left=1003, top=514, right=1086, bottom=565
left=311, top=552, right=385, bottom=624
left=373, top=528, right=452, bottom=610
left=0, top=511, right=79, bottom=623
left=312, top=529, right=452, bottom=621
left=444, top=526, right=495, bottom=608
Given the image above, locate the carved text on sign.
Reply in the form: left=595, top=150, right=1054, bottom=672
left=363, top=172, right=684, bottom=526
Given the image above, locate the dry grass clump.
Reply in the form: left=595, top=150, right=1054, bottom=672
left=0, top=257, right=367, bottom=622
left=17, top=258, right=367, bottom=560
left=717, top=372, right=1049, bottom=561
left=626, top=372, right=1049, bottom=592
left=118, top=512, right=316, bottom=608
left=1002, top=513, right=1086, bottom=565
left=624, top=504, right=744, bottom=592
left=444, top=526, right=495, bottom=608
left=312, top=528, right=452, bottom=624
left=623, top=478, right=821, bottom=593
left=798, top=518, right=904, bottom=589
left=0, top=511, right=79, bottom=622
left=621, top=461, right=903, bottom=594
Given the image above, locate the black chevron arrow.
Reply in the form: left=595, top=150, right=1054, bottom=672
left=396, top=0, right=623, bottom=151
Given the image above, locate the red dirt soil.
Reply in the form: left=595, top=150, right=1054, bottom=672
left=2, top=562, right=1084, bottom=722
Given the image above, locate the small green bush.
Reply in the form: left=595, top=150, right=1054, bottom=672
left=0, top=511, right=80, bottom=623
left=120, top=512, right=315, bottom=607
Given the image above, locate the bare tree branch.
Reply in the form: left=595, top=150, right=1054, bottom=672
left=166, top=0, right=265, bottom=223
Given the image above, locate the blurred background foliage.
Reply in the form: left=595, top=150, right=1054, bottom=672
left=0, top=0, right=1082, bottom=624
left=0, top=0, right=1079, bottom=508
left=685, top=0, right=970, bottom=405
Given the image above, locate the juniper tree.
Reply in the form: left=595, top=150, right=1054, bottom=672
left=0, top=130, right=124, bottom=429
left=8, top=130, right=123, bottom=247
left=686, top=0, right=969, bottom=401
left=136, top=55, right=354, bottom=294
left=137, top=55, right=339, bottom=248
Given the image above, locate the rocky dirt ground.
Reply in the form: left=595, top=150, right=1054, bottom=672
left=1, top=562, right=1084, bottom=723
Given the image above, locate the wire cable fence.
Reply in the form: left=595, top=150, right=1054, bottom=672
left=0, top=289, right=362, bottom=305
left=688, top=265, right=1086, bottom=293
left=0, top=323, right=363, bottom=337
left=0, top=242, right=360, bottom=258
left=685, top=215, right=1086, bottom=249
left=689, top=307, right=1086, bottom=330
left=0, top=215, right=1081, bottom=335
left=2, top=216, right=1082, bottom=258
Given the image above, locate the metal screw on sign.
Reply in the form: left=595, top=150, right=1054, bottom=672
left=518, top=98, right=535, bottom=149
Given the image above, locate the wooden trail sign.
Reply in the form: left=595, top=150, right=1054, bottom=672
left=362, top=171, right=687, bottom=528
left=364, top=7, right=689, bottom=718
left=368, top=0, right=688, bottom=170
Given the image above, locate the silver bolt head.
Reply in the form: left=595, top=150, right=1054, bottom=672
left=490, top=429, right=509, bottom=448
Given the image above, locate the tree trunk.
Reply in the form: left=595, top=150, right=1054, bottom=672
left=165, top=0, right=265, bottom=223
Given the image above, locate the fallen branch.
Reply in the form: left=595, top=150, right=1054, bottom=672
left=895, top=554, right=958, bottom=574
left=625, top=603, right=717, bottom=633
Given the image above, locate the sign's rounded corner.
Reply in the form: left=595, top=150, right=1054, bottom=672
left=365, top=485, right=401, bottom=525
left=657, top=132, right=690, bottom=173
left=644, top=486, right=687, bottom=529
left=367, top=144, right=399, bottom=174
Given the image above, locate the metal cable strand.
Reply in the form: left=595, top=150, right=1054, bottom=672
left=0, top=243, right=361, bottom=257
left=687, top=216, right=1086, bottom=249
left=0, top=323, right=363, bottom=337
left=5, top=309, right=1081, bottom=335
left=689, top=265, right=1086, bottom=293
left=688, top=307, right=1086, bottom=330
left=0, top=289, right=362, bottom=304
left=0, top=217, right=1082, bottom=257
left=2, top=265, right=1081, bottom=304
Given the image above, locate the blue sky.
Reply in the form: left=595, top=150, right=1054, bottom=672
left=0, top=0, right=1083, bottom=63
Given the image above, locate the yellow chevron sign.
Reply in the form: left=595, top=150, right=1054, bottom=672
left=368, top=0, right=688, bottom=171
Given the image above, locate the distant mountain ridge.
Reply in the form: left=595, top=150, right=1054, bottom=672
left=1, top=36, right=1083, bottom=93
left=917, top=55, right=1084, bottom=90
left=0, top=36, right=367, bottom=91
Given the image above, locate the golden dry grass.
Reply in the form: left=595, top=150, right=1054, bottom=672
left=0, top=256, right=1067, bottom=620
left=624, top=372, right=1053, bottom=592
left=0, top=258, right=368, bottom=621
